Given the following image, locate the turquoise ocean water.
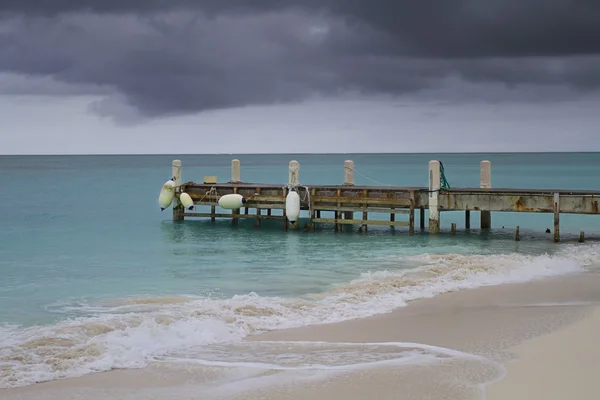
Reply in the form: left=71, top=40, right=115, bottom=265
left=1, top=153, right=599, bottom=388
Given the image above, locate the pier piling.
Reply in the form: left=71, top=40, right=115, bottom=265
left=553, top=192, right=560, bottom=242
left=343, top=160, right=355, bottom=223
left=172, top=159, right=184, bottom=221
left=428, top=160, right=441, bottom=233
left=515, top=226, right=520, bottom=241
left=480, top=160, right=491, bottom=229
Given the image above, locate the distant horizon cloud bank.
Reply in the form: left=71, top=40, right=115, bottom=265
left=1, top=94, right=599, bottom=155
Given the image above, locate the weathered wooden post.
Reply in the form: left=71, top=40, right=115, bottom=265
left=344, top=160, right=354, bottom=185
left=579, top=231, right=585, bottom=243
left=282, top=186, right=288, bottom=231
left=255, top=187, right=261, bottom=228
left=479, top=161, right=492, bottom=227
left=288, top=161, right=300, bottom=231
left=232, top=186, right=239, bottom=225
left=343, top=160, right=354, bottom=222
left=420, top=207, right=425, bottom=230
left=172, top=159, right=184, bottom=221
left=515, top=226, right=520, bottom=241
left=361, top=189, right=369, bottom=233
left=480, top=160, right=491, bottom=229
left=310, top=187, right=316, bottom=232
left=465, top=210, right=471, bottom=229
left=428, top=160, right=441, bottom=233
left=409, top=190, right=415, bottom=234
left=335, top=188, right=341, bottom=232
left=553, top=192, right=560, bottom=242
left=451, top=223, right=456, bottom=235
left=289, top=160, right=300, bottom=188
left=231, top=159, right=241, bottom=183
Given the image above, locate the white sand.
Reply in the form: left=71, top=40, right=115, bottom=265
left=486, top=306, right=600, bottom=400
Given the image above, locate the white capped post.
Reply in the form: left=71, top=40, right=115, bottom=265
left=231, top=159, right=241, bottom=183
left=289, top=160, right=300, bottom=187
left=428, top=160, right=441, bottom=233
left=480, top=160, right=491, bottom=229
left=344, top=160, right=355, bottom=186
left=172, top=159, right=182, bottom=187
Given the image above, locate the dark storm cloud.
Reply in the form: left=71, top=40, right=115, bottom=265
left=1, top=0, right=599, bottom=119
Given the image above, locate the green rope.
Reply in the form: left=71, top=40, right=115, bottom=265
left=439, top=161, right=451, bottom=190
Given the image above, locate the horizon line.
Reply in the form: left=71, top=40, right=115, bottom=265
left=1, top=150, right=600, bottom=157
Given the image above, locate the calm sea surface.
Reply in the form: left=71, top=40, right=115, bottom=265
left=1, top=152, right=599, bottom=388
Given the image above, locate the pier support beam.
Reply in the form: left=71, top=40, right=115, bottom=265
left=428, top=160, right=441, bottom=233
left=172, top=159, right=184, bottom=221
left=480, top=160, right=491, bottom=229
left=465, top=210, right=471, bottom=229
left=231, top=159, right=241, bottom=183
left=554, top=192, right=560, bottom=242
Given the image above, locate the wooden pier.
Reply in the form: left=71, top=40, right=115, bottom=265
left=166, top=159, right=600, bottom=242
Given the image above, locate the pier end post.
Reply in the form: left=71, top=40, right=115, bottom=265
left=231, top=159, right=241, bottom=183
left=428, top=160, right=441, bottom=233
left=480, top=160, right=492, bottom=229
left=289, top=160, right=300, bottom=187
left=172, top=159, right=184, bottom=221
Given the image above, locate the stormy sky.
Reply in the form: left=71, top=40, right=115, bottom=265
left=1, top=0, right=599, bottom=154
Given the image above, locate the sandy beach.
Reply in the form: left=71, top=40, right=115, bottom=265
left=3, top=271, right=600, bottom=400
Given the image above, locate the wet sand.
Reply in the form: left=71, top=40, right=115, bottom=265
left=3, top=272, right=600, bottom=400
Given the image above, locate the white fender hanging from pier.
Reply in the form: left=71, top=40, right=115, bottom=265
left=218, top=193, right=246, bottom=210
left=179, top=192, right=194, bottom=211
left=285, top=188, right=301, bottom=224
left=158, top=178, right=176, bottom=211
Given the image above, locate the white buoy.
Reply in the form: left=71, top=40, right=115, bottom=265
left=179, top=192, right=194, bottom=211
left=218, top=193, right=246, bottom=210
left=285, top=188, right=301, bottom=224
left=158, top=178, right=176, bottom=211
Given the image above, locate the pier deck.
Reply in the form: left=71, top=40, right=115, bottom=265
left=165, top=159, right=599, bottom=242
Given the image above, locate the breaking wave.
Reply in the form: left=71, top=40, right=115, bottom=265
left=1, top=243, right=598, bottom=388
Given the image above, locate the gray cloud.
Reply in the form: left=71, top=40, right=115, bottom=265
left=1, top=1, right=599, bottom=120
